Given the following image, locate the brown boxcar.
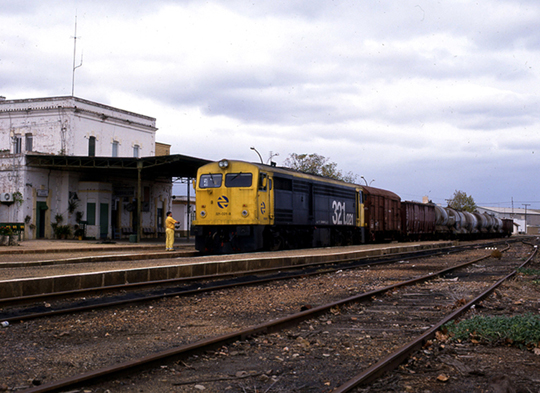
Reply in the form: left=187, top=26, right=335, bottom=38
left=362, top=186, right=401, bottom=242
left=401, top=200, right=436, bottom=240
left=502, top=218, right=514, bottom=236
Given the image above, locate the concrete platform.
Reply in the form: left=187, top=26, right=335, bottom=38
left=0, top=237, right=194, bottom=255
left=0, top=241, right=456, bottom=299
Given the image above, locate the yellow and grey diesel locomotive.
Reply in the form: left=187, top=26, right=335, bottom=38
left=192, top=159, right=513, bottom=254
left=192, top=159, right=368, bottom=253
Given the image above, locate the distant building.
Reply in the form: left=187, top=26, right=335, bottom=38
left=171, top=195, right=196, bottom=238
left=476, top=206, right=540, bottom=235
left=0, top=96, right=205, bottom=241
left=155, top=142, right=171, bottom=156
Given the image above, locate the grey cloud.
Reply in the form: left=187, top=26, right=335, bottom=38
left=3, top=0, right=540, bottom=208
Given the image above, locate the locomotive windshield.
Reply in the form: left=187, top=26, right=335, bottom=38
left=199, top=174, right=222, bottom=188
left=225, top=173, right=252, bottom=188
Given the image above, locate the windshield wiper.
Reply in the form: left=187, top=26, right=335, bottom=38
left=231, top=172, right=242, bottom=181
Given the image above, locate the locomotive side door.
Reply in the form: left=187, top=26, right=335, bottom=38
left=257, top=172, right=272, bottom=225
left=357, top=188, right=365, bottom=243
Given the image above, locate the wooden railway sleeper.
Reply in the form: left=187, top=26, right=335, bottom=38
left=333, top=242, right=538, bottom=392
left=19, top=242, right=528, bottom=392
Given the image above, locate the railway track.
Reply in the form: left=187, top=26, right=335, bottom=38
left=0, top=241, right=506, bottom=323
left=5, top=240, right=535, bottom=392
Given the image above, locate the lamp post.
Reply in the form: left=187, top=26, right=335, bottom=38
left=361, top=176, right=375, bottom=186
left=267, top=151, right=279, bottom=164
left=250, top=147, right=263, bottom=163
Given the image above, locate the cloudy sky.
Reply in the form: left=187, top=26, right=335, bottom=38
left=2, top=0, right=539, bottom=209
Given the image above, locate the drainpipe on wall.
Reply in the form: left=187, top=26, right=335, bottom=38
left=136, top=160, right=142, bottom=243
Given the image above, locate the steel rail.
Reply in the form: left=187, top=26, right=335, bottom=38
left=2, top=241, right=469, bottom=307
left=333, top=243, right=538, bottom=392
left=18, top=243, right=523, bottom=393
left=1, top=242, right=497, bottom=322
left=0, top=245, right=443, bottom=306
left=1, top=245, right=441, bottom=305
left=2, top=239, right=507, bottom=308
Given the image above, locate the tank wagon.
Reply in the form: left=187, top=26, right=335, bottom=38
left=192, top=159, right=513, bottom=254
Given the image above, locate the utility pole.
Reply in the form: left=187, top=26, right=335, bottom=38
left=511, top=197, right=514, bottom=217
left=522, top=203, right=530, bottom=234
left=71, top=15, right=83, bottom=96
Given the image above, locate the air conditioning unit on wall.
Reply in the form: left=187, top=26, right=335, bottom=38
left=1, top=193, right=13, bottom=203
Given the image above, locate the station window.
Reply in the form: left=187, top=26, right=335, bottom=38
left=112, top=140, right=119, bottom=157
left=88, top=136, right=96, bottom=157
left=225, top=173, right=252, bottom=188
left=13, top=135, right=22, bottom=154
left=133, top=144, right=140, bottom=158
left=25, top=133, right=33, bottom=152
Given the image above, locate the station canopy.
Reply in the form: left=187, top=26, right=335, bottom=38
left=25, top=153, right=211, bottom=180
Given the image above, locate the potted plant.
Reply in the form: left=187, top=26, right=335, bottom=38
left=74, top=225, right=85, bottom=240
left=12, top=191, right=23, bottom=205
left=0, top=225, right=13, bottom=246
left=54, top=225, right=72, bottom=239
left=68, top=199, right=79, bottom=214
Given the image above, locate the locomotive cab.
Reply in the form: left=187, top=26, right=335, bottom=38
left=192, top=160, right=273, bottom=253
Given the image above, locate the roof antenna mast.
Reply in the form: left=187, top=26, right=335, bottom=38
left=71, top=14, right=83, bottom=97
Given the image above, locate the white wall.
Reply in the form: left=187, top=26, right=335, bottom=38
left=0, top=96, right=173, bottom=240
left=0, top=96, right=157, bottom=157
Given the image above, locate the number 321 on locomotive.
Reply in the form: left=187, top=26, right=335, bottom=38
left=332, top=201, right=354, bottom=225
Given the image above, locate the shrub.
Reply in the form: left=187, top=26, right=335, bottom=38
left=517, top=268, right=540, bottom=276
left=54, top=225, right=72, bottom=239
left=445, top=314, right=540, bottom=348
left=0, top=226, right=13, bottom=236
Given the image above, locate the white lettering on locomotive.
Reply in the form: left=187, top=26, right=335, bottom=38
left=332, top=201, right=354, bottom=225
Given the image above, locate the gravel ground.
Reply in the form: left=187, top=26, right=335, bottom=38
left=0, top=237, right=540, bottom=393
left=2, top=243, right=536, bottom=392
left=370, top=274, right=540, bottom=393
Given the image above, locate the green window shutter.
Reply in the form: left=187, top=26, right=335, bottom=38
left=87, top=203, right=96, bottom=225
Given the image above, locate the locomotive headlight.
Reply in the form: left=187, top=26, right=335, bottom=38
left=218, top=159, right=229, bottom=169
left=242, top=209, right=249, bottom=217
left=200, top=210, right=207, bottom=218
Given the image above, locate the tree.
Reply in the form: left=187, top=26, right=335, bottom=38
left=283, top=153, right=357, bottom=183
left=447, top=190, right=477, bottom=212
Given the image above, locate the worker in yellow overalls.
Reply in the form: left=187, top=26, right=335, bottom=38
left=165, top=211, right=178, bottom=251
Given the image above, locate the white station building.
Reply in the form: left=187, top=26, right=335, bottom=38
left=0, top=95, right=207, bottom=241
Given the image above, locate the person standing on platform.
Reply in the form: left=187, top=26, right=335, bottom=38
left=165, top=211, right=178, bottom=251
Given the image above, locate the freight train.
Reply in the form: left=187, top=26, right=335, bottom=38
left=191, top=159, right=513, bottom=254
